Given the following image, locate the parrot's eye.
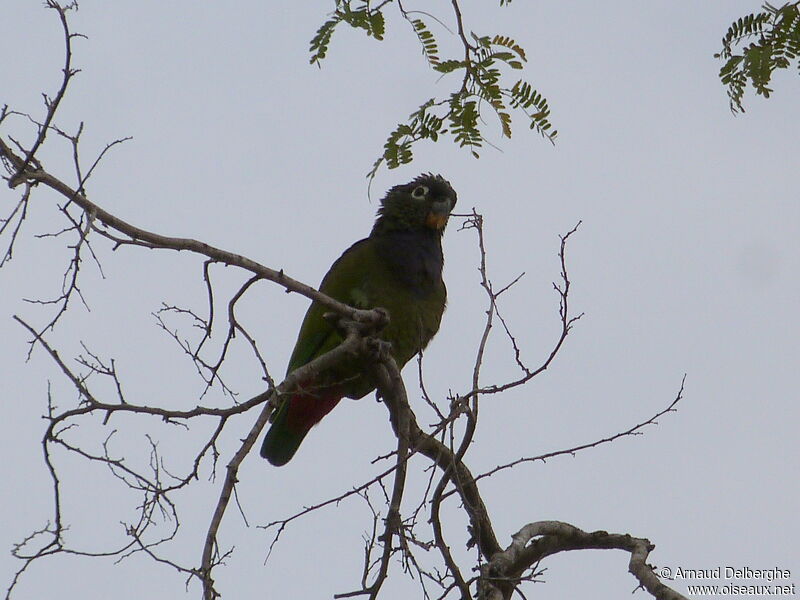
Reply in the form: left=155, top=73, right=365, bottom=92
left=411, top=185, right=429, bottom=199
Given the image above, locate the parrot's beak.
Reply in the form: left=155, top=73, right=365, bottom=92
left=426, top=199, right=453, bottom=230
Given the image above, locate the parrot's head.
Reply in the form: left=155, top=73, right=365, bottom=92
left=372, top=173, right=457, bottom=235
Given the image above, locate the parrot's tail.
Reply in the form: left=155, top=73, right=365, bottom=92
left=260, top=390, right=342, bottom=466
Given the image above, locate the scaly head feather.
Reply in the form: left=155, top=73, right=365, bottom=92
left=371, top=173, right=457, bottom=236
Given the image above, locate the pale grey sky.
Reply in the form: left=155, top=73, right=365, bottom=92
left=1, top=2, right=798, bottom=599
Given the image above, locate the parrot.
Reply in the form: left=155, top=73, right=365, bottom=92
left=260, top=173, right=457, bottom=466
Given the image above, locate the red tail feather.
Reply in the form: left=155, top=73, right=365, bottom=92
left=285, top=389, right=343, bottom=434
left=260, top=384, right=344, bottom=466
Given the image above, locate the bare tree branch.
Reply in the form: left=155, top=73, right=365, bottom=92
left=481, top=521, right=688, bottom=600
left=474, top=376, right=686, bottom=483
left=457, top=220, right=583, bottom=403
left=8, top=1, right=83, bottom=188
left=2, top=129, right=389, bottom=329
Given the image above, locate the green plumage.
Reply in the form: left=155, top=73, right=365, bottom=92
left=261, top=174, right=457, bottom=466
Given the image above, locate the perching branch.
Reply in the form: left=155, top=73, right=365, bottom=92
left=199, top=325, right=386, bottom=600
left=1, top=131, right=387, bottom=328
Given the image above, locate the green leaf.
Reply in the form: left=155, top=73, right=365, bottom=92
left=309, top=14, right=342, bottom=65
left=716, top=2, right=800, bottom=112
left=491, top=35, right=527, bottom=61
left=433, top=59, right=465, bottom=74
left=369, top=11, right=385, bottom=40
left=411, top=18, right=440, bottom=65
